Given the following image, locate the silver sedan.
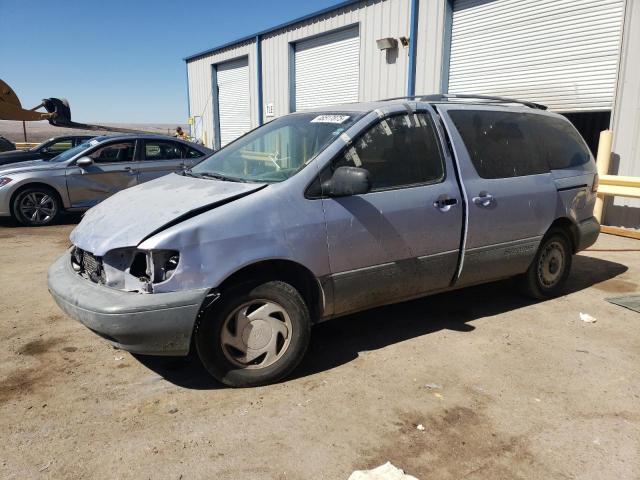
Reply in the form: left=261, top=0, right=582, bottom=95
left=0, top=134, right=212, bottom=226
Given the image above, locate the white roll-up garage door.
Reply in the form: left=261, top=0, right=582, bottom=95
left=448, top=0, right=625, bottom=111
left=216, top=57, right=251, bottom=146
left=294, top=26, right=360, bottom=111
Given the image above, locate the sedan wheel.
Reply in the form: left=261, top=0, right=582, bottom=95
left=13, top=187, right=60, bottom=226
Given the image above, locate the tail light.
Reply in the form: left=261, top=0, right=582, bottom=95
left=592, top=173, right=599, bottom=193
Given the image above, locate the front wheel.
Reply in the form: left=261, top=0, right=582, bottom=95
left=519, top=231, right=573, bottom=299
left=12, top=186, right=61, bottom=226
left=195, top=280, right=311, bottom=387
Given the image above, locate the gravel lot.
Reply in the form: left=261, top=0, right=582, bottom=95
left=1, top=219, right=638, bottom=479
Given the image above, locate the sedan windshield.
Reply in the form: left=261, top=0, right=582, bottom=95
left=190, top=112, right=363, bottom=182
left=49, top=140, right=95, bottom=163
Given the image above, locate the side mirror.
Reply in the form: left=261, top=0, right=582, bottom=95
left=76, top=156, right=93, bottom=168
left=322, top=166, right=371, bottom=197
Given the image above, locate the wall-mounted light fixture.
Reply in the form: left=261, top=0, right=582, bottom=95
left=376, top=37, right=398, bottom=50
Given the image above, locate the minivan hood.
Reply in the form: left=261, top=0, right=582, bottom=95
left=70, top=173, right=267, bottom=255
left=0, top=159, right=60, bottom=174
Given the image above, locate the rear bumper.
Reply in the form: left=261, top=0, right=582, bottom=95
left=575, top=216, right=600, bottom=252
left=48, top=251, right=208, bottom=355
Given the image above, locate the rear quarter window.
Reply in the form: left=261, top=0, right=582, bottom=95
left=531, top=115, right=592, bottom=169
left=448, top=110, right=549, bottom=179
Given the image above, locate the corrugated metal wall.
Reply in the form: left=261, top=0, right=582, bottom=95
left=185, top=0, right=638, bottom=231
left=607, top=0, right=640, bottom=227
left=186, top=0, right=418, bottom=148
left=187, top=40, right=256, bottom=148
left=260, top=0, right=412, bottom=119
left=414, top=0, right=448, bottom=95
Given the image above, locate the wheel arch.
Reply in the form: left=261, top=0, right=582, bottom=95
left=215, top=259, right=325, bottom=322
left=548, top=217, right=579, bottom=253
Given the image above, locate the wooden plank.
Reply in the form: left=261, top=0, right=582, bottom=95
left=601, top=225, right=640, bottom=240
left=597, top=184, right=640, bottom=199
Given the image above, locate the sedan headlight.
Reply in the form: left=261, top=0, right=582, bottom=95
left=0, top=177, right=13, bottom=187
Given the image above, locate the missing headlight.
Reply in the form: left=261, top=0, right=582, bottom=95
left=152, top=250, right=180, bottom=283
left=130, top=250, right=180, bottom=285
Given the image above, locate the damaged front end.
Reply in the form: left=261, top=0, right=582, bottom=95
left=70, top=246, right=180, bottom=293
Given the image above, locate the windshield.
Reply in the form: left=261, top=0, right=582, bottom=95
left=190, top=112, right=363, bottom=182
left=49, top=139, right=95, bottom=163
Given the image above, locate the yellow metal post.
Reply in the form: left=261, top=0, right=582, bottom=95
left=594, top=129, right=613, bottom=222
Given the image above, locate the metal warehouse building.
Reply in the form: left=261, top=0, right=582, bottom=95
left=184, top=0, right=640, bottom=227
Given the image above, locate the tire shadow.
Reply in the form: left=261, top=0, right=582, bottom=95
left=133, top=255, right=627, bottom=389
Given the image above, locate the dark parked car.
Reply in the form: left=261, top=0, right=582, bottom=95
left=0, top=136, right=16, bottom=152
left=0, top=135, right=94, bottom=166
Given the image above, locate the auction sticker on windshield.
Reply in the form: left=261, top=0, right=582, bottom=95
left=311, top=114, right=350, bottom=124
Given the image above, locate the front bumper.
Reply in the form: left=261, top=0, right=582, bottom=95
left=575, top=216, right=600, bottom=252
left=48, top=251, right=209, bottom=355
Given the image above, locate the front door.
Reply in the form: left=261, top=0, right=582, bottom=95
left=441, top=106, right=557, bottom=286
left=320, top=109, right=463, bottom=316
left=137, top=139, right=190, bottom=183
left=65, top=140, right=139, bottom=208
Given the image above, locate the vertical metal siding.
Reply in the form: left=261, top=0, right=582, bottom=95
left=294, top=26, right=360, bottom=110
left=216, top=57, right=252, bottom=146
left=448, top=0, right=625, bottom=112
left=414, top=0, right=448, bottom=95
left=608, top=0, right=640, bottom=225
left=186, top=40, right=256, bottom=148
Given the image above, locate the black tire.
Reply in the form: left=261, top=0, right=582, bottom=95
left=12, top=186, right=61, bottom=226
left=195, top=280, right=311, bottom=387
left=519, top=230, right=573, bottom=300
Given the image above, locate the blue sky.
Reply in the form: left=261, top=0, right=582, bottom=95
left=0, top=0, right=340, bottom=124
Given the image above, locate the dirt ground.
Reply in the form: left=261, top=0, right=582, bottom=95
left=0, top=218, right=638, bottom=479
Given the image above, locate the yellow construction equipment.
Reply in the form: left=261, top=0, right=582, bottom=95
left=0, top=78, right=148, bottom=134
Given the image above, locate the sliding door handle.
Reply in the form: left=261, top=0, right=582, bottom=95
left=472, top=192, right=494, bottom=207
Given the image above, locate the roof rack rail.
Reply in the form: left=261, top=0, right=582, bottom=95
left=380, top=93, right=547, bottom=110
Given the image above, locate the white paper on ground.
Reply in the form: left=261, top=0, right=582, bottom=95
left=348, top=462, right=419, bottom=480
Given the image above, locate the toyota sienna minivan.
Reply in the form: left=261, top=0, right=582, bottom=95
left=48, top=94, right=600, bottom=387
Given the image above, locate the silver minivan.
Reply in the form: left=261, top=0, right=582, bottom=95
left=48, top=96, right=600, bottom=387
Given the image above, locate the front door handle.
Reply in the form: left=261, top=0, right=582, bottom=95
left=472, top=192, right=495, bottom=207
left=433, top=195, right=458, bottom=212
left=121, top=166, right=137, bottom=175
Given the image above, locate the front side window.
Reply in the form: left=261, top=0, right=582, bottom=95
left=89, top=141, right=135, bottom=163
left=191, top=112, right=363, bottom=182
left=331, top=112, right=445, bottom=191
left=45, top=139, right=73, bottom=153
left=144, top=141, right=184, bottom=160
left=449, top=110, right=550, bottom=178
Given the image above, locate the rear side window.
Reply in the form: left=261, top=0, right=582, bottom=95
left=332, top=112, right=445, bottom=191
left=186, top=146, right=204, bottom=158
left=144, top=141, right=184, bottom=160
left=449, top=110, right=549, bottom=178
left=531, top=115, right=591, bottom=169
left=89, top=141, right=135, bottom=163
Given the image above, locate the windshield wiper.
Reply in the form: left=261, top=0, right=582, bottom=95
left=183, top=170, right=247, bottom=182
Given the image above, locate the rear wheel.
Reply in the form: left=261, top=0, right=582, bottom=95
left=195, top=280, right=311, bottom=387
left=519, top=230, right=572, bottom=299
left=12, top=186, right=61, bottom=226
